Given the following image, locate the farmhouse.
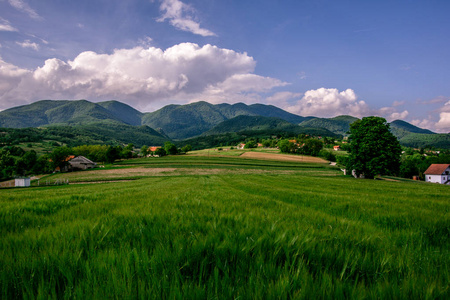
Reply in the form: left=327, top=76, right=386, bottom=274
left=333, top=145, right=341, bottom=151
left=69, top=156, right=96, bottom=170
left=237, top=143, right=246, bottom=149
left=424, top=164, right=450, bottom=184
left=148, top=146, right=161, bottom=152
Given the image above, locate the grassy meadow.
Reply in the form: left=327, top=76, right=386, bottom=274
left=1, top=153, right=449, bottom=299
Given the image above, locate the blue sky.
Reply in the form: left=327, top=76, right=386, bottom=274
left=0, top=0, right=449, bottom=132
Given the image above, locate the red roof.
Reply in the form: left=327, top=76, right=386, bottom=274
left=424, top=164, right=450, bottom=175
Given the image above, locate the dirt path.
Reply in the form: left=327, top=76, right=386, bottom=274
left=240, top=152, right=328, bottom=163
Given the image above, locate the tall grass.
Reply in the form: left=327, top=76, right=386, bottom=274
left=1, top=163, right=449, bottom=298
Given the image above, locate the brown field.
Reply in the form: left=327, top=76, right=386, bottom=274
left=240, top=151, right=328, bottom=163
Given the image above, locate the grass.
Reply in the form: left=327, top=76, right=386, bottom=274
left=1, top=154, right=449, bottom=299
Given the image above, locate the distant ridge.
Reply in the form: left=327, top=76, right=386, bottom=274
left=203, top=115, right=340, bottom=138
left=141, top=101, right=307, bottom=140
left=0, top=99, right=447, bottom=148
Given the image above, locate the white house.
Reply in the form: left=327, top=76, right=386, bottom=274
left=424, top=164, right=450, bottom=184
left=15, top=177, right=31, bottom=187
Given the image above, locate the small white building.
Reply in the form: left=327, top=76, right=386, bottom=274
left=15, top=177, right=31, bottom=187
left=424, top=164, right=450, bottom=184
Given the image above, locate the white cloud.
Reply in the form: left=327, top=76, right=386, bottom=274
left=0, top=18, right=18, bottom=32
left=16, top=40, right=40, bottom=51
left=286, top=88, right=371, bottom=118
left=0, top=43, right=287, bottom=111
left=378, top=106, right=409, bottom=122
left=410, top=100, right=450, bottom=133
left=138, top=36, right=153, bottom=47
left=435, top=101, right=450, bottom=132
left=157, top=0, right=216, bottom=37
left=8, top=0, right=42, bottom=20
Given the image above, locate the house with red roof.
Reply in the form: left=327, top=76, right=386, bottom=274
left=424, top=164, right=450, bottom=184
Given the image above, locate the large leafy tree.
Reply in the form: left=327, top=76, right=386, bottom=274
left=348, top=116, right=401, bottom=179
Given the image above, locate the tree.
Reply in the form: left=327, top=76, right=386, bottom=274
left=49, top=146, right=72, bottom=171
left=164, top=142, right=178, bottom=155
left=300, top=139, right=323, bottom=156
left=154, top=147, right=167, bottom=157
left=140, top=145, right=149, bottom=157
left=347, top=117, right=401, bottom=179
left=181, top=144, right=192, bottom=154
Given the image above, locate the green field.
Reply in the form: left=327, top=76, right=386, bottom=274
left=1, top=154, right=449, bottom=299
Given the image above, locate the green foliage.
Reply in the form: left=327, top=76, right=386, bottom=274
left=181, top=144, right=192, bottom=154
left=142, top=101, right=307, bottom=140
left=140, top=145, right=149, bottom=157
left=164, top=142, right=178, bottom=155
left=348, top=117, right=402, bottom=179
left=319, top=149, right=336, bottom=162
left=299, top=138, right=323, bottom=156
left=243, top=140, right=257, bottom=149
left=72, top=145, right=110, bottom=162
left=49, top=146, right=72, bottom=171
left=299, top=115, right=359, bottom=136
left=154, top=147, right=167, bottom=157
left=277, top=139, right=295, bottom=153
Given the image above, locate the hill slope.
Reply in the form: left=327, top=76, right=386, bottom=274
left=0, top=100, right=144, bottom=127
left=204, top=115, right=339, bottom=137
left=0, top=121, right=168, bottom=147
left=299, top=115, right=358, bottom=136
left=141, top=101, right=307, bottom=140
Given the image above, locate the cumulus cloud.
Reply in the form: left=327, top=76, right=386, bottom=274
left=157, top=0, right=216, bottom=37
left=286, top=88, right=371, bottom=118
left=7, top=0, right=42, bottom=20
left=0, top=18, right=18, bottom=31
left=0, top=43, right=288, bottom=110
left=378, top=106, right=409, bottom=122
left=16, top=40, right=40, bottom=51
left=435, top=101, right=450, bottom=132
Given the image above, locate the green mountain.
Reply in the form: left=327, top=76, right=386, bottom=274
left=389, top=120, right=435, bottom=139
left=203, top=115, right=340, bottom=138
left=299, top=115, right=358, bottom=136
left=97, top=100, right=143, bottom=126
left=0, top=121, right=168, bottom=147
left=0, top=100, right=140, bottom=127
left=1, top=99, right=448, bottom=149
left=141, top=101, right=307, bottom=140
left=397, top=133, right=450, bottom=149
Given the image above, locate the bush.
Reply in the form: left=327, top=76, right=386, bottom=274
left=319, top=150, right=336, bottom=162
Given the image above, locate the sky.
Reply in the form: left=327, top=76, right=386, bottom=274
left=0, top=0, right=449, bottom=133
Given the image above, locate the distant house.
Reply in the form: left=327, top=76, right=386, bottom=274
left=148, top=146, right=161, bottom=152
left=15, top=177, right=30, bottom=187
left=237, top=144, right=246, bottom=149
left=424, top=164, right=450, bottom=184
left=333, top=145, right=341, bottom=151
left=257, top=143, right=263, bottom=147
left=69, top=156, right=96, bottom=170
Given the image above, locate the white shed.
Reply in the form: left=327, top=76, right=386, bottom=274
left=424, top=164, right=450, bottom=184
left=15, top=177, right=31, bottom=187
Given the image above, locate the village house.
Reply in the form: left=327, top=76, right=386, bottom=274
left=424, top=164, right=450, bottom=184
left=237, top=143, right=246, bottom=150
left=148, top=146, right=161, bottom=153
left=69, top=156, right=97, bottom=170
left=333, top=145, right=341, bottom=151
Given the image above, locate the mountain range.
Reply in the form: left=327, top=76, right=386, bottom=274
left=0, top=99, right=448, bottom=148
